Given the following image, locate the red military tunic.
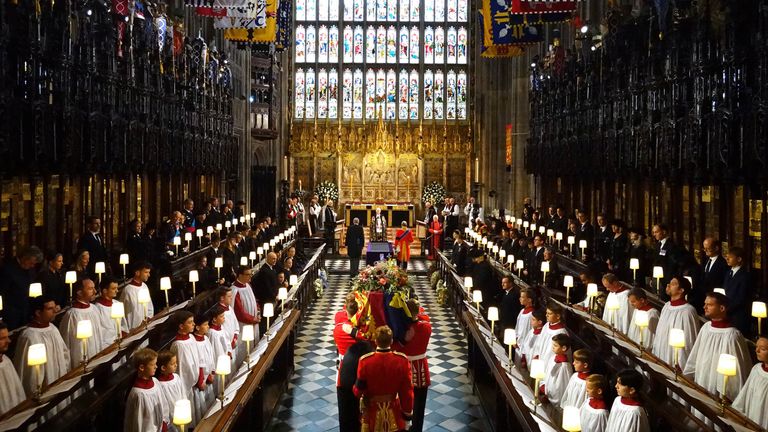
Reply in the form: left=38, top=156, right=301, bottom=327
left=334, top=318, right=367, bottom=385
left=354, top=349, right=415, bottom=432
left=399, top=317, right=432, bottom=388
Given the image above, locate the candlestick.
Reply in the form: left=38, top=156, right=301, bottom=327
left=652, top=266, right=664, bottom=295
left=189, top=270, right=199, bottom=297
left=488, top=307, right=498, bottom=346
left=753, top=301, right=767, bottom=336
left=563, top=275, right=574, bottom=304
left=504, top=329, right=516, bottom=371
left=160, top=277, right=172, bottom=309
left=119, top=254, right=130, bottom=277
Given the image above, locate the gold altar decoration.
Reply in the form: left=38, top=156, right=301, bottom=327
left=289, top=114, right=473, bottom=203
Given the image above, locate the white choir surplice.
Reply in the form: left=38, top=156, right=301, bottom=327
left=230, top=281, right=259, bottom=365
left=602, top=289, right=634, bottom=335
left=13, top=323, right=71, bottom=396
left=531, top=322, right=567, bottom=367
left=59, top=302, right=105, bottom=370
left=651, top=299, right=700, bottom=370
left=732, top=363, right=768, bottom=428
left=208, top=325, right=231, bottom=361
left=514, top=307, right=533, bottom=346
left=93, top=298, right=128, bottom=351
left=0, top=354, right=25, bottom=416
left=626, top=306, right=659, bottom=349
left=219, top=303, right=240, bottom=350
left=560, top=372, right=589, bottom=410
left=124, top=377, right=167, bottom=432
left=542, top=355, right=573, bottom=406
left=121, top=280, right=155, bottom=330
left=192, top=334, right=216, bottom=425
left=170, top=334, right=199, bottom=396
left=157, top=373, right=187, bottom=432
left=682, top=321, right=751, bottom=426
left=519, top=327, right=540, bottom=367
left=605, top=397, right=650, bottom=432
left=579, top=398, right=609, bottom=432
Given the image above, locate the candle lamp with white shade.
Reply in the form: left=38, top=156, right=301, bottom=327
left=567, top=236, right=575, bottom=256
left=278, top=287, right=288, bottom=314
left=215, top=355, right=231, bottom=408
left=516, top=259, right=524, bottom=277
left=530, top=223, right=537, bottom=235
left=716, top=353, right=738, bottom=412
left=225, top=221, right=231, bottom=233
left=95, top=261, right=106, bottom=283
left=172, top=236, right=181, bottom=257
left=752, top=301, right=766, bottom=336
left=652, top=266, right=664, bottom=295
left=249, top=251, right=257, bottom=267
left=487, top=307, right=499, bottom=346
left=562, top=406, right=581, bottom=432
left=241, top=325, right=255, bottom=368
left=29, top=282, right=42, bottom=298
left=555, top=232, right=563, bottom=250
left=173, top=399, right=192, bottom=432
left=506, top=254, right=514, bottom=270
left=184, top=232, right=192, bottom=251
left=207, top=226, right=214, bottom=235
left=504, top=329, right=516, bottom=371
left=240, top=256, right=248, bottom=266
left=472, top=290, right=482, bottom=312
left=111, top=302, right=125, bottom=346
left=605, top=294, right=620, bottom=334
left=540, top=261, right=550, bottom=285
left=563, top=275, right=574, bottom=304
left=160, top=277, right=172, bottom=308
left=27, top=343, right=47, bottom=399
left=196, top=229, right=204, bottom=247
left=586, top=283, right=598, bottom=318
left=65, top=271, right=77, bottom=300
left=119, top=254, right=130, bottom=277
left=216, top=223, right=223, bottom=234
left=263, top=303, right=274, bottom=333
left=538, top=226, right=545, bottom=235
left=629, top=258, right=640, bottom=283
left=76, top=319, right=93, bottom=368
left=189, top=270, right=199, bottom=297
left=499, top=249, right=506, bottom=265
left=713, top=287, right=725, bottom=295
left=634, top=310, right=649, bottom=350
left=668, top=328, right=686, bottom=380
left=214, top=257, right=223, bottom=279
left=530, top=358, right=546, bottom=413
left=546, top=229, right=554, bottom=243
left=578, top=240, right=587, bottom=259
left=257, top=246, right=264, bottom=261
left=464, top=277, right=473, bottom=296
left=138, top=287, right=151, bottom=326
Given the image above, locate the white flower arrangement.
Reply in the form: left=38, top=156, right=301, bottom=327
left=314, top=181, right=339, bottom=202
left=436, top=280, right=448, bottom=306
left=422, top=181, right=446, bottom=205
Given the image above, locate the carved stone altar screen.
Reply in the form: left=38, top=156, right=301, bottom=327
left=289, top=116, right=473, bottom=203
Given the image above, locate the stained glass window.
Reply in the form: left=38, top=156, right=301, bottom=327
left=295, top=0, right=470, bottom=121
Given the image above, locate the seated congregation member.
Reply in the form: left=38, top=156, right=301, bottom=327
left=683, top=292, right=751, bottom=425
left=192, top=313, right=216, bottom=422
left=560, top=349, right=593, bottom=412
left=539, top=334, right=573, bottom=410
left=601, top=273, right=634, bottom=334
left=606, top=369, right=650, bottom=432
left=652, top=276, right=700, bottom=371
left=579, top=374, right=609, bottom=432
left=626, top=288, right=659, bottom=349
left=93, top=277, right=126, bottom=350
left=732, top=337, right=768, bottom=428
left=124, top=348, right=167, bottom=432
left=14, top=296, right=70, bottom=397
left=60, top=279, right=104, bottom=370
left=121, top=262, right=154, bottom=330
left=353, top=326, right=414, bottom=432
left=156, top=350, right=187, bottom=432
left=0, top=322, right=26, bottom=415
left=519, top=308, right=546, bottom=369
left=531, top=302, right=568, bottom=367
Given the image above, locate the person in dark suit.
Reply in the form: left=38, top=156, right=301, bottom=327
left=125, top=219, right=149, bottom=264
left=76, top=215, right=109, bottom=276
left=607, top=219, right=630, bottom=281
left=723, top=246, right=752, bottom=336
left=651, top=223, right=684, bottom=301
left=345, top=218, right=365, bottom=277
left=470, top=248, right=497, bottom=311
left=37, top=251, right=68, bottom=308
left=628, top=227, right=651, bottom=286
left=252, top=252, right=279, bottom=304
left=690, top=237, right=728, bottom=313
left=0, top=246, right=43, bottom=329
left=523, top=234, right=546, bottom=284
left=498, top=276, right=520, bottom=332
left=322, top=200, right=338, bottom=252
left=593, top=214, right=612, bottom=262
left=450, top=230, right=470, bottom=276
left=575, top=211, right=595, bottom=260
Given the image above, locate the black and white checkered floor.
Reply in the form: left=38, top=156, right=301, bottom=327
left=266, top=258, right=489, bottom=432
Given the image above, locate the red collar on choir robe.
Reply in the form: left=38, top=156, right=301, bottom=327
left=637, top=305, right=653, bottom=311
left=72, top=301, right=90, bottom=309
left=130, top=279, right=143, bottom=287
left=554, top=354, right=568, bottom=363
left=95, top=297, right=113, bottom=307
left=157, top=374, right=174, bottom=382
left=762, top=364, right=768, bottom=373
left=589, top=398, right=607, bottom=409
left=233, top=281, right=246, bottom=288
left=175, top=333, right=191, bottom=341
left=549, top=322, right=565, bottom=330
left=578, top=371, right=590, bottom=380
left=621, top=397, right=642, bottom=406
left=670, top=298, right=687, bottom=306
left=533, top=328, right=543, bottom=335
left=218, top=303, right=230, bottom=311
left=523, top=306, right=534, bottom=314
left=210, top=324, right=222, bottom=331
left=29, top=320, right=49, bottom=329
left=133, top=377, right=155, bottom=389
left=615, top=286, right=628, bottom=294
left=193, top=334, right=205, bottom=342
left=710, top=319, right=731, bottom=328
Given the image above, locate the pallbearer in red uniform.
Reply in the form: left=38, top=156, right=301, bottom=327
left=335, top=300, right=369, bottom=432
left=354, top=326, right=414, bottom=432
left=400, top=300, right=431, bottom=432
left=426, top=215, right=442, bottom=261
left=394, top=222, right=415, bottom=270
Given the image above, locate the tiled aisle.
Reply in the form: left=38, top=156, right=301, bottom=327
left=266, top=258, right=489, bottom=432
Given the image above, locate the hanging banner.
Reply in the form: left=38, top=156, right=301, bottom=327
left=508, top=0, right=578, bottom=15
left=478, top=6, right=541, bottom=58
left=505, top=124, right=513, bottom=168
left=213, top=0, right=268, bottom=29
left=275, top=0, right=292, bottom=50
left=223, top=0, right=278, bottom=42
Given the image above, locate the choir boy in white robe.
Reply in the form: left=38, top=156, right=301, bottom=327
left=170, top=311, right=199, bottom=395
left=606, top=369, right=650, bottom=432
left=560, top=349, right=592, bottom=411
left=579, top=374, right=608, bottom=432
left=539, top=333, right=573, bottom=412
left=124, top=348, right=167, bottom=432
left=732, top=337, right=768, bottom=428
left=13, top=296, right=70, bottom=397
left=519, top=308, right=545, bottom=369
left=230, top=266, right=260, bottom=365
left=532, top=302, right=568, bottom=367
left=156, top=350, right=187, bottom=432
left=192, top=313, right=216, bottom=422
left=601, top=273, right=634, bottom=334
left=59, top=278, right=104, bottom=369
left=514, top=288, right=535, bottom=351
left=0, top=322, right=25, bottom=416
left=121, top=262, right=154, bottom=330
left=92, top=278, right=127, bottom=350
left=215, top=287, right=240, bottom=369
left=207, top=306, right=231, bottom=363
left=626, top=288, right=659, bottom=349
left=683, top=292, right=751, bottom=426
left=651, top=276, right=700, bottom=370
